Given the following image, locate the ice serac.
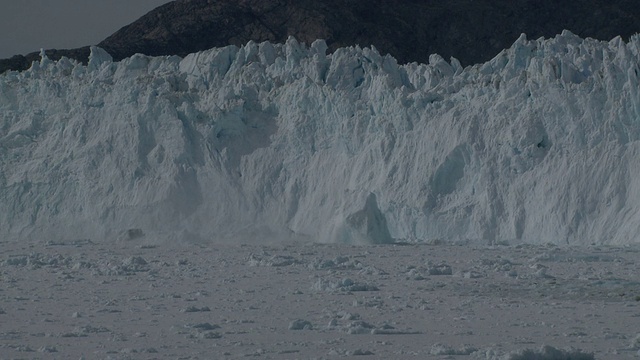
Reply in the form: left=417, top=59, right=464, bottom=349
left=2, top=32, right=640, bottom=245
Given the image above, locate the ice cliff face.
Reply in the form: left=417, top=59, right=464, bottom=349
left=2, top=31, right=640, bottom=245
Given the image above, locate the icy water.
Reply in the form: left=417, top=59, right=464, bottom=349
left=1, top=239, right=639, bottom=359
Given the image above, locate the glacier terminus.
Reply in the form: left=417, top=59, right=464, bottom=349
left=2, top=31, right=640, bottom=245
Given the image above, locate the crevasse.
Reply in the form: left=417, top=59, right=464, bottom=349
left=2, top=31, right=640, bottom=245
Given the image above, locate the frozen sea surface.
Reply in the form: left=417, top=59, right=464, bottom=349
left=1, top=239, right=639, bottom=359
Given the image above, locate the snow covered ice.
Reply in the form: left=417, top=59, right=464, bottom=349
left=3, top=31, right=640, bottom=245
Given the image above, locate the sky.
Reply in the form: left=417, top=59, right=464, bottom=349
left=0, top=0, right=175, bottom=59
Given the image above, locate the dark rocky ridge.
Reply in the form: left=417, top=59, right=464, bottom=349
left=2, top=0, right=640, bottom=74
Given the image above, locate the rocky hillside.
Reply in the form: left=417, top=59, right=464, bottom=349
left=2, top=0, right=640, bottom=72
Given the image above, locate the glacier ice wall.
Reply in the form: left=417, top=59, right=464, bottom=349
left=2, top=31, right=640, bottom=245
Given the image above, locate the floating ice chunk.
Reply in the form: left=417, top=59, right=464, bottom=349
left=288, top=319, right=312, bottom=330
left=504, top=345, right=594, bottom=360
